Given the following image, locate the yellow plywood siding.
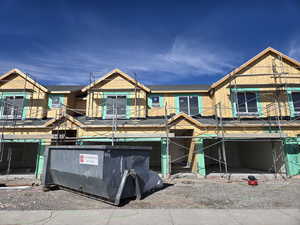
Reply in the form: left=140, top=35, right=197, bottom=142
left=47, top=95, right=68, bottom=119
left=97, top=73, right=136, bottom=89
left=0, top=74, right=48, bottom=119
left=213, top=52, right=300, bottom=118
left=75, top=98, right=86, bottom=116
left=26, top=91, right=48, bottom=119
left=85, top=73, right=147, bottom=118
left=148, top=94, right=176, bottom=117
left=202, top=95, right=214, bottom=116
left=148, top=93, right=212, bottom=117
left=1, top=74, right=37, bottom=90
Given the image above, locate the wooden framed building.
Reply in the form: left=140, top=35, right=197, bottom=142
left=0, top=47, right=300, bottom=178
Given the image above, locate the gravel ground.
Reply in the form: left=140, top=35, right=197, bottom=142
left=0, top=178, right=300, bottom=210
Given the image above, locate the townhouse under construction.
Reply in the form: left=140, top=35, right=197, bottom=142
left=0, top=47, right=300, bottom=179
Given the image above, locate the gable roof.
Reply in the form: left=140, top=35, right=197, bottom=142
left=210, top=47, right=300, bottom=90
left=0, top=68, right=48, bottom=92
left=168, top=112, right=204, bottom=128
left=81, top=68, right=150, bottom=92
left=44, top=114, right=84, bottom=128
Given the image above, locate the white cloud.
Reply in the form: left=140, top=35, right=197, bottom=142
left=154, top=36, right=236, bottom=75
left=0, top=36, right=238, bottom=85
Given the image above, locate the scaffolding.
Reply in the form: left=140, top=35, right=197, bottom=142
left=0, top=56, right=300, bottom=177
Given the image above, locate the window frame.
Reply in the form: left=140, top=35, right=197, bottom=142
left=291, top=92, right=300, bottom=115
left=48, top=94, right=64, bottom=109
left=177, top=95, right=200, bottom=116
left=151, top=96, right=160, bottom=107
left=51, top=95, right=62, bottom=108
left=105, top=95, right=127, bottom=119
left=235, top=91, right=259, bottom=115
left=1, top=95, right=25, bottom=119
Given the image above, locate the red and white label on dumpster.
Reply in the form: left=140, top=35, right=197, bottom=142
left=79, top=154, right=98, bottom=166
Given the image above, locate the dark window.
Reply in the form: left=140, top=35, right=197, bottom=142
left=151, top=96, right=160, bottom=107
left=106, top=96, right=127, bottom=118
left=292, top=92, right=300, bottom=113
left=179, top=96, right=199, bottom=115
left=235, top=92, right=258, bottom=114
left=189, top=96, right=199, bottom=115
left=51, top=96, right=61, bottom=108
left=3, top=96, right=24, bottom=119
left=179, top=96, right=189, bottom=114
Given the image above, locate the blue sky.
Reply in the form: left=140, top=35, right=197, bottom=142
left=0, top=0, right=300, bottom=86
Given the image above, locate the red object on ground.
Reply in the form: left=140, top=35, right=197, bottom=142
left=248, top=180, right=258, bottom=186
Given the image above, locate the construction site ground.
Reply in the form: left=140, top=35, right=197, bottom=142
left=0, top=176, right=300, bottom=210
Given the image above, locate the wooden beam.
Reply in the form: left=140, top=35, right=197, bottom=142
left=2, top=134, right=53, bottom=140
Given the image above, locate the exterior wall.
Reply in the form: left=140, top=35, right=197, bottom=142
left=85, top=74, right=147, bottom=118
left=86, top=90, right=147, bottom=118
left=75, top=98, right=86, bottom=116
left=0, top=74, right=48, bottom=119
left=148, top=93, right=176, bottom=117
left=213, top=52, right=300, bottom=118
left=47, top=94, right=67, bottom=118
left=148, top=93, right=210, bottom=117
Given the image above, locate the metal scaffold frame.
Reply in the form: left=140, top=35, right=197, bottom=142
left=0, top=55, right=300, bottom=177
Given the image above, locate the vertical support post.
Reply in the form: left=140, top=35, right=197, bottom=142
left=161, top=138, right=170, bottom=177
left=6, top=145, right=12, bottom=175
left=195, top=138, right=206, bottom=176
left=284, top=138, right=300, bottom=177
left=35, top=140, right=46, bottom=179
left=272, top=141, right=277, bottom=178
left=163, top=102, right=171, bottom=176
left=218, top=103, right=228, bottom=176
left=218, top=144, right=223, bottom=173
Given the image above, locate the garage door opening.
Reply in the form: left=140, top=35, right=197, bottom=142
left=204, top=139, right=285, bottom=175
left=82, top=141, right=161, bottom=173
left=0, top=142, right=39, bottom=175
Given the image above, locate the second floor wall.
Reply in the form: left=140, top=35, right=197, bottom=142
left=212, top=48, right=300, bottom=118
left=1, top=47, right=300, bottom=121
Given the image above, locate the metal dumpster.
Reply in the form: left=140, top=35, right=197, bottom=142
left=41, top=145, right=163, bottom=205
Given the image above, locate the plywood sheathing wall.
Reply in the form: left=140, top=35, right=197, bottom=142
left=85, top=73, right=147, bottom=118
left=213, top=52, right=300, bottom=118
left=0, top=73, right=48, bottom=119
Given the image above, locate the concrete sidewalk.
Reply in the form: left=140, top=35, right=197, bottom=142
left=0, top=209, right=299, bottom=225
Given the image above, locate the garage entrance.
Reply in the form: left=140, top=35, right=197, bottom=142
left=204, top=139, right=285, bottom=175
left=82, top=140, right=161, bottom=173
left=0, top=142, right=39, bottom=175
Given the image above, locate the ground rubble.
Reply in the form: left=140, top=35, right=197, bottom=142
left=0, top=175, right=299, bottom=210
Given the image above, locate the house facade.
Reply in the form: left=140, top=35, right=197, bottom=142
left=0, top=47, right=300, bottom=178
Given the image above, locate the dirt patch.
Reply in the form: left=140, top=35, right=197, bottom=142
left=0, top=178, right=299, bottom=210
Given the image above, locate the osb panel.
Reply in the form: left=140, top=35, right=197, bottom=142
left=148, top=107, right=165, bottom=117
left=75, top=99, right=86, bottom=116
left=202, top=95, right=214, bottom=116
left=213, top=53, right=300, bottom=118
left=1, top=129, right=52, bottom=135
left=86, top=90, right=147, bottom=118
left=94, top=73, right=136, bottom=90
left=148, top=94, right=178, bottom=117
left=46, top=95, right=68, bottom=119
left=26, top=93, right=48, bottom=119
left=169, top=118, right=197, bottom=130
left=51, top=119, right=80, bottom=130
left=260, top=91, right=290, bottom=117
left=0, top=73, right=44, bottom=91
left=78, top=129, right=165, bottom=137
